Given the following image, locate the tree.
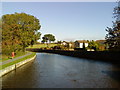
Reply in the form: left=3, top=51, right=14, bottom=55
left=2, top=13, right=41, bottom=54
left=41, top=37, right=48, bottom=43
left=42, top=34, right=55, bottom=43
left=88, top=40, right=99, bottom=51
left=83, top=42, right=85, bottom=49
left=105, top=1, right=120, bottom=51
left=0, top=19, right=2, bottom=53
left=57, top=40, right=62, bottom=44
left=0, top=19, right=2, bottom=42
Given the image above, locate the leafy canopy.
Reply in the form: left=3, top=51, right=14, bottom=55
left=88, top=40, right=99, bottom=51
left=42, top=34, right=55, bottom=43
left=2, top=13, right=41, bottom=55
left=105, top=1, right=120, bottom=51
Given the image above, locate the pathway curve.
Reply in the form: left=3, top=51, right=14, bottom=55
left=0, top=52, right=32, bottom=66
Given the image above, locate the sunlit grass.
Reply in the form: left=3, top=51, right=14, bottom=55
left=1, top=43, right=57, bottom=62
left=2, top=51, right=29, bottom=62
left=27, top=43, right=58, bottom=48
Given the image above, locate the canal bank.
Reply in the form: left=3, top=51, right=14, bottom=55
left=0, top=52, right=36, bottom=77
left=26, top=49, right=120, bottom=63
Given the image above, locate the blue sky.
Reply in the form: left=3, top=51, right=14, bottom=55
left=2, top=2, right=116, bottom=41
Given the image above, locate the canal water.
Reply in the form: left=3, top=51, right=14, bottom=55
left=2, top=53, right=120, bottom=88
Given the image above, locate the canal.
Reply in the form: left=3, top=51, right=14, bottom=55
left=2, top=53, right=120, bottom=88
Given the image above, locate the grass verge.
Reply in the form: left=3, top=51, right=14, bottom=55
left=27, top=43, right=57, bottom=49
left=0, top=52, right=36, bottom=70
left=2, top=51, right=29, bottom=62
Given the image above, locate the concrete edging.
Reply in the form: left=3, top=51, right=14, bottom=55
left=0, top=54, right=36, bottom=77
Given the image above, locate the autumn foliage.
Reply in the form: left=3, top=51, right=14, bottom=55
left=2, top=13, right=41, bottom=55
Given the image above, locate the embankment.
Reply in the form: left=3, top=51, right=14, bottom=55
left=0, top=54, right=36, bottom=77
left=27, top=48, right=120, bottom=63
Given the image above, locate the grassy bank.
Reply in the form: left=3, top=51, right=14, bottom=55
left=0, top=52, right=36, bottom=70
left=27, top=43, right=58, bottom=49
left=2, top=51, right=29, bottom=62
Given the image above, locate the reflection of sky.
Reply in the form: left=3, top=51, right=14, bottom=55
left=2, top=2, right=116, bottom=41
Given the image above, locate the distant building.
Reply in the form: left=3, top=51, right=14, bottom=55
left=68, top=42, right=75, bottom=49
left=74, top=40, right=88, bottom=48
left=61, top=41, right=68, bottom=46
left=61, top=41, right=74, bottom=49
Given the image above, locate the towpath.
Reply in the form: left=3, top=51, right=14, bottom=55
left=0, top=52, right=32, bottom=66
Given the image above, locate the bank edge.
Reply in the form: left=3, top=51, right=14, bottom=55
left=0, top=53, right=36, bottom=77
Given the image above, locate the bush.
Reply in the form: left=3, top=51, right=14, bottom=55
left=74, top=48, right=87, bottom=51
left=53, top=46, right=61, bottom=50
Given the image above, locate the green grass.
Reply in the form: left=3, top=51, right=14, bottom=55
left=27, top=43, right=58, bottom=49
left=2, top=51, right=30, bottom=62
left=1, top=43, right=57, bottom=62
left=0, top=52, right=36, bottom=70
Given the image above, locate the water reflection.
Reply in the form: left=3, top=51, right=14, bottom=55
left=102, top=71, right=120, bottom=82
left=2, top=53, right=120, bottom=88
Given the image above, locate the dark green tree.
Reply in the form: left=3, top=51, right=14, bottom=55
left=83, top=42, right=86, bottom=50
left=41, top=37, right=48, bottom=43
left=2, top=13, right=41, bottom=54
left=0, top=19, right=2, bottom=53
left=42, top=34, right=55, bottom=43
left=105, top=1, right=120, bottom=51
left=0, top=19, right=2, bottom=42
left=57, top=41, right=62, bottom=44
